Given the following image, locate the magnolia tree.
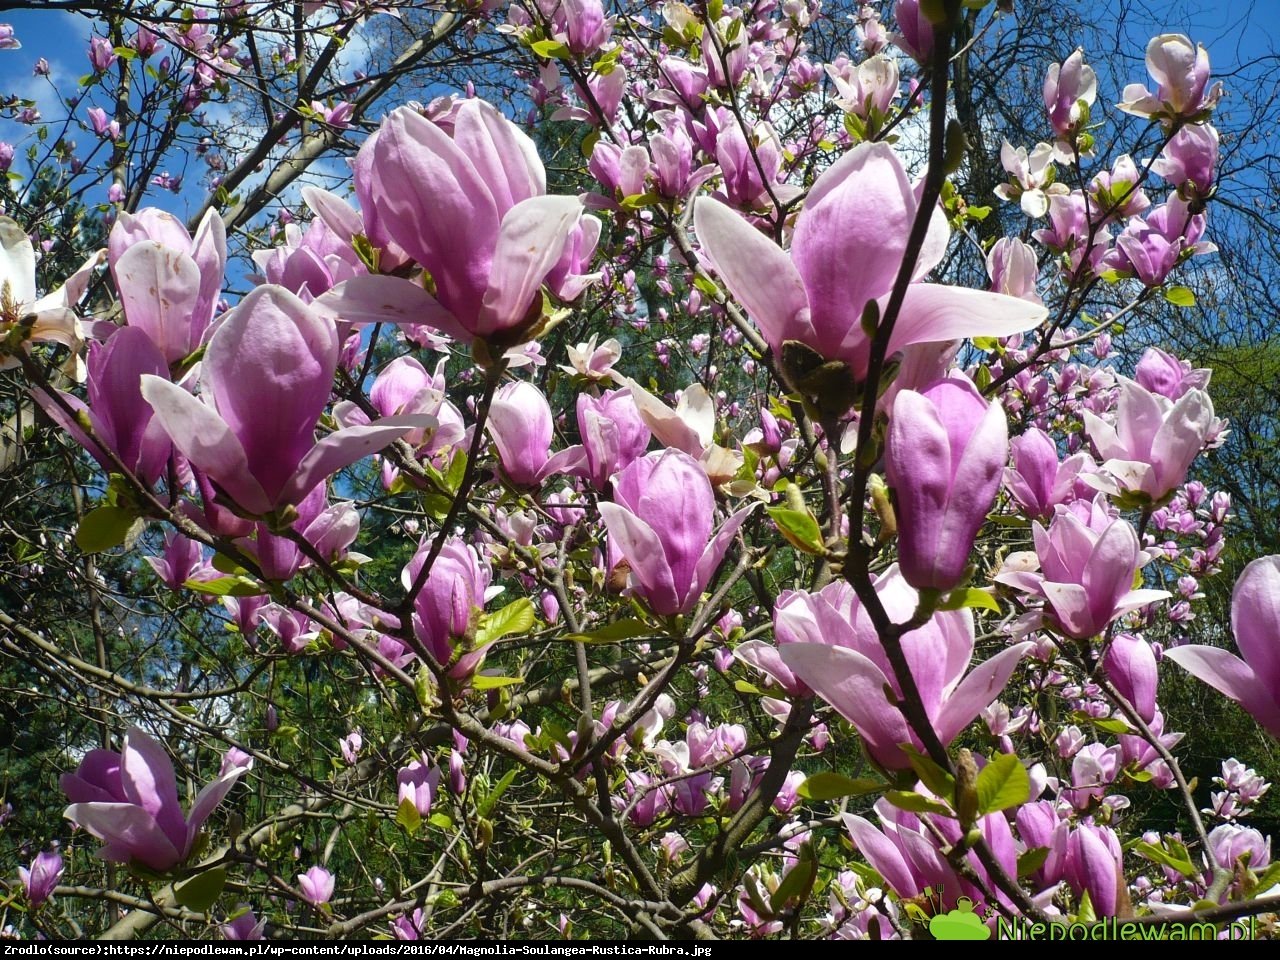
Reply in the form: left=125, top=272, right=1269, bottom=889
left=1, top=0, right=1277, bottom=942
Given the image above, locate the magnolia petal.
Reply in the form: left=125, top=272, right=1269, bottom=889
left=843, top=813, right=921, bottom=898
left=302, top=186, right=365, bottom=243
left=598, top=502, right=682, bottom=615
left=792, top=142, right=914, bottom=351
left=185, top=759, right=251, bottom=849
left=120, top=728, right=186, bottom=855
left=1232, top=556, right=1280, bottom=691
left=63, top=802, right=183, bottom=872
left=694, top=195, right=811, bottom=354
left=313, top=275, right=465, bottom=339
left=1163, top=645, right=1277, bottom=724
left=882, top=284, right=1047, bottom=358
left=139, top=375, right=272, bottom=515
left=0, top=216, right=37, bottom=305
left=934, top=641, right=1034, bottom=744
left=115, top=241, right=204, bottom=364
left=279, top=415, right=435, bottom=509
left=780, top=642, right=914, bottom=767
left=478, top=195, right=582, bottom=336
left=689, top=504, right=755, bottom=608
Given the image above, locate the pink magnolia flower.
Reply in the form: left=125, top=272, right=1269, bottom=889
left=695, top=141, right=1045, bottom=387
left=221, top=906, right=266, bottom=940
left=298, top=865, right=334, bottom=906
left=996, top=506, right=1170, bottom=640
left=1003, top=427, right=1093, bottom=520
left=87, top=107, right=120, bottom=140
left=251, top=210, right=363, bottom=301
left=1102, top=633, right=1159, bottom=723
left=1207, top=824, right=1270, bottom=874
left=994, top=141, right=1065, bottom=218
left=486, top=380, right=584, bottom=486
left=1065, top=823, right=1122, bottom=916
left=986, top=237, right=1042, bottom=304
left=141, top=286, right=431, bottom=517
left=397, top=760, right=440, bottom=817
left=1044, top=48, right=1097, bottom=145
left=559, top=335, right=622, bottom=380
left=1151, top=123, right=1218, bottom=198
left=0, top=24, right=19, bottom=50
left=35, top=326, right=172, bottom=486
left=886, top=373, right=1009, bottom=590
left=1082, top=376, right=1215, bottom=503
left=1118, top=34, right=1224, bottom=121
left=1165, top=556, right=1280, bottom=739
left=826, top=54, right=899, bottom=121
left=108, top=208, right=227, bottom=363
left=403, top=537, right=500, bottom=678
left=598, top=449, right=753, bottom=616
left=1133, top=346, right=1211, bottom=401
left=777, top=568, right=1033, bottom=769
left=88, top=36, right=116, bottom=72
left=890, top=0, right=933, bottom=63
left=843, top=794, right=1018, bottom=913
left=61, top=728, right=252, bottom=872
left=19, top=850, right=63, bottom=907
left=347, top=101, right=586, bottom=345
left=575, top=388, right=651, bottom=491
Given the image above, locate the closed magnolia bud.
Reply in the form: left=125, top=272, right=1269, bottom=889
left=887, top=373, right=1008, bottom=590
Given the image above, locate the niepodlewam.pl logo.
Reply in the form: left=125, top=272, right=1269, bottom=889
left=996, top=916, right=1259, bottom=940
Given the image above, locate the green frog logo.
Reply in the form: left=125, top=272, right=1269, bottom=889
left=928, top=897, right=992, bottom=940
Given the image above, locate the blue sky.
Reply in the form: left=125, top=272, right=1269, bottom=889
left=0, top=2, right=1274, bottom=226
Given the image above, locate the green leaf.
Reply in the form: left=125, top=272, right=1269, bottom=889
left=183, top=575, right=264, bottom=597
left=427, top=812, right=453, bottom=831
left=477, top=768, right=518, bottom=818
left=733, top=679, right=764, bottom=695
left=76, top=506, right=141, bottom=553
left=1017, top=846, right=1050, bottom=878
left=530, top=38, right=572, bottom=60
left=174, top=867, right=226, bottom=912
left=796, top=773, right=885, bottom=801
left=901, top=744, right=956, bottom=805
left=565, top=619, right=651, bottom=643
left=1250, top=861, right=1280, bottom=895
left=692, top=275, right=720, bottom=299
left=475, top=597, right=536, bottom=646
left=1134, top=840, right=1196, bottom=878
left=938, top=588, right=1001, bottom=613
left=884, top=790, right=952, bottom=816
left=770, top=852, right=817, bottom=913
left=619, top=191, right=662, bottom=211
left=1163, top=285, right=1196, bottom=307
left=976, top=753, right=1030, bottom=814
left=1089, top=716, right=1132, bottom=735
left=210, top=552, right=249, bottom=575
left=708, top=0, right=724, bottom=20
left=766, top=505, right=825, bottom=555
left=471, top=674, right=524, bottom=691
left=397, top=797, right=422, bottom=835
left=970, top=336, right=1000, bottom=353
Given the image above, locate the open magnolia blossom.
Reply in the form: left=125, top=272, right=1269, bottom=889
left=140, top=285, right=432, bottom=517
left=0, top=216, right=100, bottom=378
left=1166, top=556, right=1280, bottom=738
left=62, top=727, right=252, bottom=872
left=776, top=568, right=1033, bottom=769
left=693, top=141, right=1047, bottom=390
